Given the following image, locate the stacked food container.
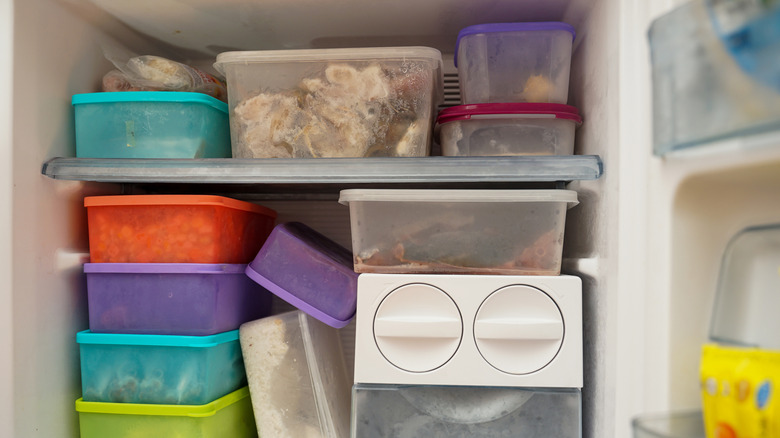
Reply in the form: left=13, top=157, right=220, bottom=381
left=74, top=194, right=277, bottom=438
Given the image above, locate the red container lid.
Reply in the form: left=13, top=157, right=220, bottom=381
left=436, top=103, right=582, bottom=126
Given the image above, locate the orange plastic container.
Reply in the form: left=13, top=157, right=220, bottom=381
left=85, top=195, right=277, bottom=264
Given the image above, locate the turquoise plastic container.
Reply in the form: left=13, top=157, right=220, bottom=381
left=77, top=329, right=246, bottom=405
left=72, top=92, right=231, bottom=158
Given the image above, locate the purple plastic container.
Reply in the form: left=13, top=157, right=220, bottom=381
left=84, top=263, right=273, bottom=335
left=245, top=222, right=358, bottom=328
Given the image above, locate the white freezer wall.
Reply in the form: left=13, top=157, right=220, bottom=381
left=4, top=0, right=764, bottom=437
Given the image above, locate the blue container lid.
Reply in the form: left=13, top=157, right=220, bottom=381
left=76, top=329, right=239, bottom=347
left=71, top=91, right=228, bottom=113
left=83, top=263, right=248, bottom=275
left=455, top=22, right=576, bottom=67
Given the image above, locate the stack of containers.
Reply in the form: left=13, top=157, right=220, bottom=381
left=74, top=194, right=278, bottom=438
left=343, top=21, right=584, bottom=437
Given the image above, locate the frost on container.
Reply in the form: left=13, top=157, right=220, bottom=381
left=214, top=47, right=444, bottom=158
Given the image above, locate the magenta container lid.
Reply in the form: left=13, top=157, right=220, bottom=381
left=83, top=263, right=247, bottom=274
left=436, top=103, right=582, bottom=125
left=455, top=22, right=576, bottom=67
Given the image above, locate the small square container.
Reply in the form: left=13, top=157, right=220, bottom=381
left=85, top=195, right=277, bottom=264
left=455, top=22, right=576, bottom=104
left=213, top=47, right=443, bottom=158
left=711, top=224, right=780, bottom=350
left=436, top=103, right=582, bottom=156
left=84, top=263, right=273, bottom=335
left=75, top=386, right=257, bottom=438
left=351, top=384, right=581, bottom=438
left=245, top=222, right=358, bottom=328
left=240, top=311, right=352, bottom=438
left=338, top=189, right=579, bottom=275
left=77, top=329, right=246, bottom=405
left=72, top=91, right=231, bottom=158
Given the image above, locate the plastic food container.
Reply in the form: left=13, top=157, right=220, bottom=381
left=84, top=263, right=273, bottom=335
left=77, top=329, right=246, bottom=405
left=85, top=195, right=277, bottom=264
left=338, top=189, right=579, bottom=275
left=245, top=222, right=358, bottom=328
left=72, top=91, right=231, bottom=158
left=632, top=411, right=705, bottom=438
left=75, top=387, right=257, bottom=438
left=455, top=22, right=576, bottom=104
left=436, top=103, right=582, bottom=156
left=213, top=47, right=443, bottom=158
left=351, top=384, right=581, bottom=438
left=240, top=311, right=352, bottom=438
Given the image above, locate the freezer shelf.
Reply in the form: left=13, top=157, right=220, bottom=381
left=41, top=156, right=603, bottom=185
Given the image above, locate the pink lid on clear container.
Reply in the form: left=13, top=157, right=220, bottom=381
left=437, top=103, right=582, bottom=125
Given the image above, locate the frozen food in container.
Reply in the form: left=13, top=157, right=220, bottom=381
left=456, top=22, right=576, bottom=104
left=351, top=384, right=581, bottom=438
left=213, top=47, right=443, bottom=158
left=245, top=222, right=358, bottom=329
left=77, top=329, right=246, bottom=405
left=436, top=103, right=582, bottom=156
left=85, top=195, right=277, bottom=264
left=338, top=189, right=579, bottom=275
left=239, top=311, right=352, bottom=438
left=84, top=263, right=273, bottom=335
left=75, top=387, right=256, bottom=438
left=72, top=91, right=231, bottom=158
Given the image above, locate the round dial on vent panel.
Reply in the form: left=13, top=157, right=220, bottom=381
left=373, top=283, right=463, bottom=373
left=474, top=284, right=564, bottom=375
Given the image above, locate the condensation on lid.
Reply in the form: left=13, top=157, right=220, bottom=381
left=339, top=189, right=578, bottom=207
left=455, top=22, right=576, bottom=67
left=84, top=195, right=277, bottom=218
left=75, top=329, right=239, bottom=347
left=436, top=103, right=582, bottom=125
left=71, top=91, right=228, bottom=113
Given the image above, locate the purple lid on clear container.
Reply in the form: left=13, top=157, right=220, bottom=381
left=455, top=22, right=576, bottom=67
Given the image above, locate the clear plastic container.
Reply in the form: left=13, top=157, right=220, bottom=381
left=239, top=311, right=352, bottom=438
left=338, top=189, right=579, bottom=275
left=72, top=92, right=231, bottom=158
left=85, top=195, right=277, bottom=264
left=711, top=223, right=780, bottom=350
left=75, top=387, right=257, bottom=438
left=84, top=263, right=273, bottom=335
left=351, top=384, right=581, bottom=438
left=77, top=330, right=245, bottom=405
left=455, top=22, right=576, bottom=104
left=213, top=47, right=443, bottom=158
left=245, top=222, right=358, bottom=328
left=632, top=411, right=706, bottom=438
left=436, top=103, right=582, bottom=156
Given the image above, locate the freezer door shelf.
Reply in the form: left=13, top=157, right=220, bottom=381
left=40, top=155, right=603, bottom=185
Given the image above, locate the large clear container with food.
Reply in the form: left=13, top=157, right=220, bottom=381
left=72, top=91, right=231, bottom=159
left=239, top=310, right=352, bottom=438
left=75, top=387, right=257, bottom=438
left=213, top=47, right=443, bottom=158
left=338, top=189, right=579, bottom=275
left=455, top=22, right=576, bottom=104
left=436, top=103, right=582, bottom=156
left=351, top=384, right=581, bottom=438
left=85, top=195, right=277, bottom=264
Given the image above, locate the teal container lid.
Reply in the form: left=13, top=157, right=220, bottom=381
left=71, top=91, right=227, bottom=113
left=76, top=329, right=239, bottom=348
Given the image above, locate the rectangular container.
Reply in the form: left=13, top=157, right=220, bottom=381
left=632, top=411, right=706, bottom=438
left=338, top=189, right=579, bottom=275
left=351, top=384, right=581, bottom=438
left=436, top=103, right=582, bottom=156
left=245, top=222, right=358, bottom=328
left=456, top=22, right=576, bottom=104
left=85, top=195, right=277, bottom=264
left=213, top=47, right=443, bottom=158
left=239, top=311, right=352, bottom=438
left=77, top=329, right=246, bottom=405
left=75, top=386, right=257, bottom=438
left=84, top=263, right=273, bottom=335
left=72, top=91, right=232, bottom=158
